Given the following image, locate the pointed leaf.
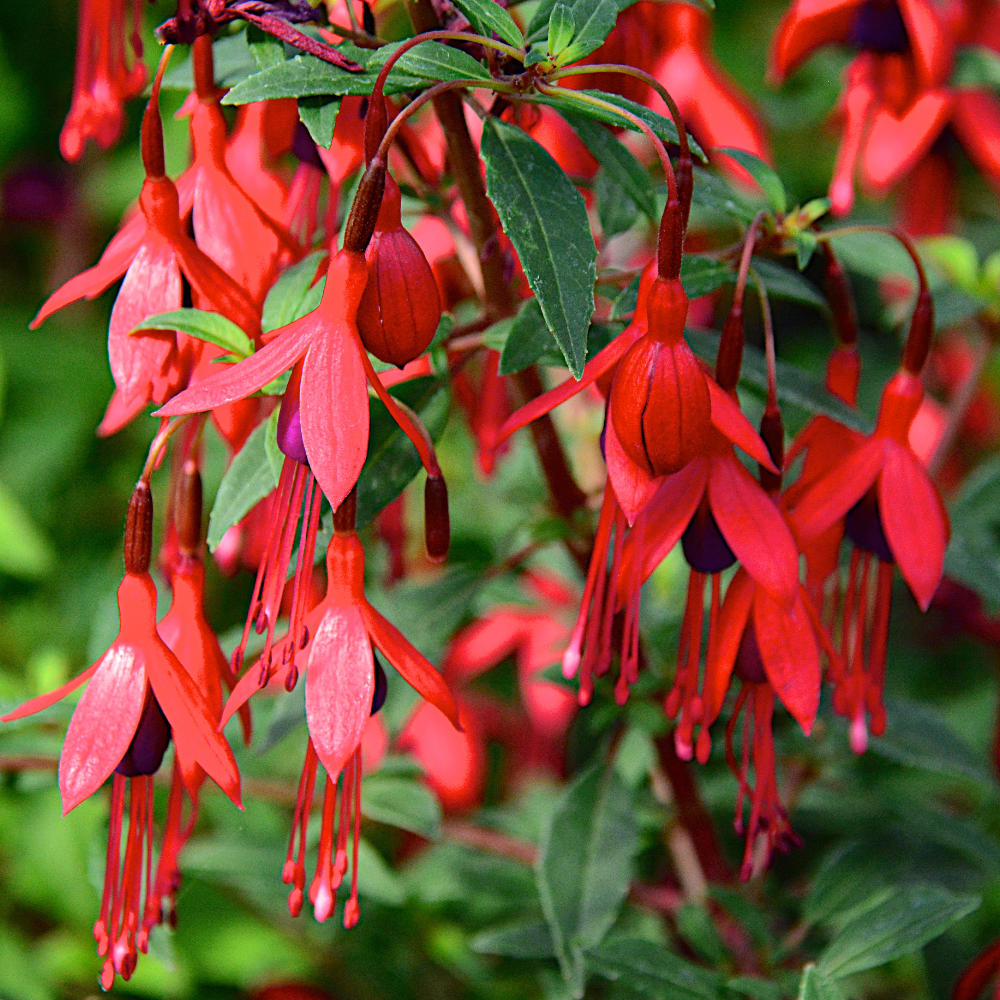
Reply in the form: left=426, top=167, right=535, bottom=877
left=587, top=937, right=726, bottom=1000
left=133, top=307, right=254, bottom=359
left=536, top=766, right=639, bottom=997
left=473, top=920, right=556, bottom=958
left=547, top=4, right=577, bottom=58
left=817, top=884, right=979, bottom=980
left=59, top=646, right=147, bottom=814
left=481, top=119, right=596, bottom=378
left=367, top=39, right=493, bottom=82
left=206, top=418, right=280, bottom=550
left=362, top=605, right=461, bottom=729
left=361, top=773, right=442, bottom=839
left=798, top=965, right=842, bottom=1000
left=708, top=453, right=799, bottom=605
left=305, top=605, right=374, bottom=779
left=567, top=115, right=656, bottom=218
left=298, top=96, right=341, bottom=149
left=879, top=444, right=948, bottom=610
left=718, top=147, right=787, bottom=213
left=452, top=0, right=525, bottom=46
left=559, top=0, right=624, bottom=63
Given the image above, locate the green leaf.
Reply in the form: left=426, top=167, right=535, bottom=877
left=816, top=884, right=979, bottom=980
left=559, top=0, right=623, bottom=63
left=596, top=169, right=640, bottom=238
left=690, top=165, right=757, bottom=223
left=727, top=977, right=784, bottom=1000
left=547, top=4, right=577, bottom=57
left=162, top=32, right=257, bottom=90
left=499, top=298, right=551, bottom=374
left=537, top=89, right=706, bottom=161
left=361, top=774, right=442, bottom=838
left=0, top=480, right=54, bottom=579
left=481, top=118, right=596, bottom=379
left=356, top=838, right=407, bottom=905
left=946, top=456, right=1000, bottom=610
left=222, top=51, right=425, bottom=104
left=298, top=95, right=340, bottom=147
left=133, top=308, right=254, bottom=358
left=868, top=698, right=992, bottom=784
left=675, top=902, right=727, bottom=965
left=262, top=407, right=284, bottom=484
left=567, top=115, right=656, bottom=218
left=952, top=45, right=1000, bottom=89
left=795, top=229, right=819, bottom=270
left=472, top=920, right=557, bottom=958
left=535, top=766, right=639, bottom=996
left=452, top=0, right=526, bottom=46
left=749, top=258, right=828, bottom=313
left=207, top=419, right=280, bottom=550
left=366, top=39, right=493, bottom=83
left=718, top=147, right=786, bottom=214
left=587, top=938, right=726, bottom=1000
left=682, top=255, right=733, bottom=298
left=247, top=24, right=285, bottom=71
left=356, top=377, right=450, bottom=526
left=797, top=965, right=841, bottom=1000
left=262, top=250, right=327, bottom=333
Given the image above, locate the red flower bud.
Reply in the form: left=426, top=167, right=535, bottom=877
left=357, top=178, right=442, bottom=368
left=607, top=277, right=710, bottom=476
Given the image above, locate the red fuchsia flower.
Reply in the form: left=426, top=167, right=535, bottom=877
left=60, top=0, right=147, bottom=161
left=790, top=287, right=950, bottom=752
left=184, top=36, right=300, bottom=306
left=770, top=0, right=955, bottom=217
left=225, top=100, right=298, bottom=222
left=221, top=524, right=461, bottom=924
left=1, top=482, right=241, bottom=988
left=32, top=67, right=260, bottom=436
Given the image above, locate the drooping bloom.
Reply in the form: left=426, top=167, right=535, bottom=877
left=33, top=67, right=260, bottom=435
left=60, top=0, right=148, bottom=161
left=222, top=527, right=460, bottom=924
left=1, top=482, right=241, bottom=988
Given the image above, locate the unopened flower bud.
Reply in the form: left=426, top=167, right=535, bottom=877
left=124, top=480, right=154, bottom=575
left=424, top=473, right=450, bottom=563
left=176, top=460, right=203, bottom=554
left=357, top=178, right=442, bottom=367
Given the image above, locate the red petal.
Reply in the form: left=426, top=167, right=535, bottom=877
left=299, top=325, right=370, bottom=509
left=790, top=437, right=885, bottom=542
left=769, top=0, right=857, bottom=82
left=496, top=323, right=643, bottom=446
left=155, top=315, right=311, bottom=416
left=444, top=614, right=529, bottom=680
left=146, top=644, right=242, bottom=807
left=754, top=588, right=820, bottom=733
left=702, top=569, right=754, bottom=725
left=305, top=604, right=374, bottom=779
left=362, top=604, right=462, bottom=729
left=707, top=379, right=777, bottom=471
left=951, top=91, right=1000, bottom=188
left=897, top=0, right=952, bottom=86
left=862, top=91, right=952, bottom=192
left=605, top=412, right=662, bottom=524
left=59, top=646, right=147, bottom=814
left=879, top=444, right=948, bottom=610
left=2, top=662, right=99, bottom=723
left=708, top=453, right=800, bottom=605
left=629, top=458, right=708, bottom=586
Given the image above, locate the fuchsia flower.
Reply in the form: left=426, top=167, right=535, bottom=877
left=222, top=527, right=460, bottom=924
left=1, top=483, right=241, bottom=988
left=790, top=287, right=949, bottom=751
left=33, top=67, right=259, bottom=435
left=60, top=0, right=147, bottom=161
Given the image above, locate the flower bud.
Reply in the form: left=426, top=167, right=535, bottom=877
left=124, top=480, right=154, bottom=575
left=424, top=473, right=450, bottom=562
left=357, top=177, right=442, bottom=367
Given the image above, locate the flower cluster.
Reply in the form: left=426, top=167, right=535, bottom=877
left=9, top=0, right=996, bottom=991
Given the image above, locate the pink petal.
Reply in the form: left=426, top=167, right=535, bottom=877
left=299, top=325, right=370, bottom=509
left=790, top=438, right=885, bottom=543
left=305, top=604, right=374, bottom=779
left=898, top=0, right=952, bottom=86
left=862, top=91, right=952, bottom=192
left=708, top=453, right=799, bottom=606
left=59, top=646, right=148, bottom=814
left=879, top=444, right=949, bottom=610
left=444, top=614, right=530, bottom=680
left=754, top=588, right=821, bottom=733
left=605, top=413, right=662, bottom=524
left=362, top=604, right=462, bottom=729
left=155, top=315, right=311, bottom=417
left=707, top=379, right=777, bottom=471
left=951, top=91, right=1000, bottom=188
left=769, top=0, right=857, bottom=82
left=145, top=644, right=242, bottom=807
left=702, top=569, right=754, bottom=725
